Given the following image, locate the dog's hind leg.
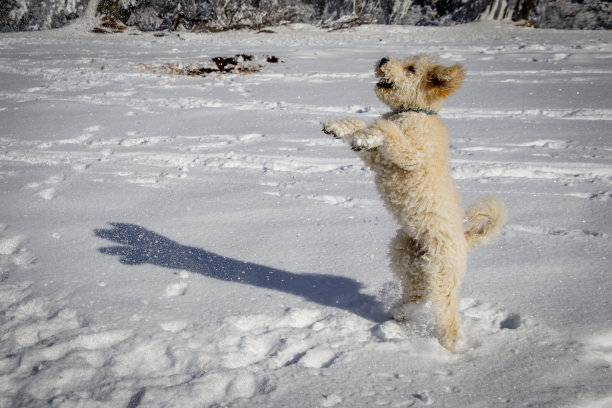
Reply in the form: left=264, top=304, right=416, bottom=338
left=426, top=239, right=467, bottom=352
left=388, top=229, right=428, bottom=321
left=430, top=280, right=461, bottom=352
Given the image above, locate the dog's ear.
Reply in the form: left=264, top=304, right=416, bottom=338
left=426, top=64, right=465, bottom=98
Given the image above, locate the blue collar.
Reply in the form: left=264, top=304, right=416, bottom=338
left=394, top=107, right=438, bottom=116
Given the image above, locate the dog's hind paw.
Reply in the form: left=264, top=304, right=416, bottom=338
left=388, top=301, right=421, bottom=321
left=439, top=334, right=462, bottom=354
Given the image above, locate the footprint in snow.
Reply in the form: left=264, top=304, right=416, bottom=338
left=24, top=174, right=65, bottom=200
left=319, top=394, right=343, bottom=407
left=585, top=331, right=612, bottom=365
left=160, top=320, right=188, bottom=333
left=505, top=224, right=607, bottom=240
left=499, top=313, right=522, bottom=330
left=297, top=346, right=338, bottom=369
left=412, top=391, right=433, bottom=405
left=162, top=281, right=188, bottom=297
left=0, top=231, right=36, bottom=274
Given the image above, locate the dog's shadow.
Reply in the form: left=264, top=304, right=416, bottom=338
left=95, top=223, right=386, bottom=322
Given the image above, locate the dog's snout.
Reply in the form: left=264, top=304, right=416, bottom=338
left=378, top=57, right=389, bottom=68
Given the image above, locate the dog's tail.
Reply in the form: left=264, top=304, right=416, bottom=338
left=464, top=197, right=507, bottom=249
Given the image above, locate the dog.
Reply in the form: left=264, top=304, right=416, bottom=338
left=323, top=55, right=507, bottom=352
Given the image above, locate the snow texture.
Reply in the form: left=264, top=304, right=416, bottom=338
left=0, top=21, right=611, bottom=407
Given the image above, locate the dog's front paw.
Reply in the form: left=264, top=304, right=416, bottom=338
left=349, top=129, right=384, bottom=151
left=322, top=119, right=346, bottom=139
left=323, top=118, right=367, bottom=140
left=350, top=138, right=376, bottom=151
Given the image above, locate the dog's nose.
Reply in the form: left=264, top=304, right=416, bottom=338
left=378, top=57, right=389, bottom=68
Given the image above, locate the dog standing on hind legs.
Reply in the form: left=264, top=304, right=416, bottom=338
left=323, top=55, right=507, bottom=352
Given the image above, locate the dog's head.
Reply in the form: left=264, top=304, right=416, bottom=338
left=374, top=55, right=465, bottom=113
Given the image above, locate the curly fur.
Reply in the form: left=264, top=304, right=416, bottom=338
left=323, top=55, right=507, bottom=352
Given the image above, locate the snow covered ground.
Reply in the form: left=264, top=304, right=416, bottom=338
left=1, top=21, right=611, bottom=407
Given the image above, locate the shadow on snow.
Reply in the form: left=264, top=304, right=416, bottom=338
left=95, top=223, right=386, bottom=322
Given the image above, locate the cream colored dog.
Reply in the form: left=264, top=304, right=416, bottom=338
left=323, top=55, right=507, bottom=352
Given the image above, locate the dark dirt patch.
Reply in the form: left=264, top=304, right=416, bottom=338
left=141, top=54, right=265, bottom=78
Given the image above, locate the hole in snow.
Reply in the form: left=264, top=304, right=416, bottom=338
left=500, top=313, right=521, bottom=330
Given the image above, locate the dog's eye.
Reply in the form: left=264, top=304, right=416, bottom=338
left=405, top=66, right=416, bottom=74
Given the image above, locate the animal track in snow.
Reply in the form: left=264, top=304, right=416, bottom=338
left=444, top=107, right=612, bottom=121
left=163, top=280, right=188, bottom=297
left=24, top=174, right=65, bottom=200
left=0, top=283, right=548, bottom=407
left=459, top=139, right=575, bottom=154
left=319, top=393, right=343, bottom=407
left=452, top=159, right=612, bottom=185
left=176, top=133, right=265, bottom=151
left=298, top=346, right=338, bottom=369
left=586, top=191, right=612, bottom=201
left=0, top=233, right=23, bottom=256
left=499, top=313, right=522, bottom=330
left=506, top=224, right=607, bottom=239
left=0, top=281, right=134, bottom=405
left=412, top=391, right=433, bottom=405
left=36, top=126, right=102, bottom=149
left=585, top=331, right=612, bottom=365
left=506, top=139, right=571, bottom=149
left=0, top=229, right=35, bottom=277
left=219, top=307, right=362, bottom=372
left=263, top=187, right=376, bottom=209
left=460, top=298, right=528, bottom=335
left=292, top=194, right=359, bottom=208
left=576, top=396, right=612, bottom=408
left=160, top=320, right=188, bottom=333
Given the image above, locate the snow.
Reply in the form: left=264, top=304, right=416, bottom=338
left=0, top=21, right=611, bottom=407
